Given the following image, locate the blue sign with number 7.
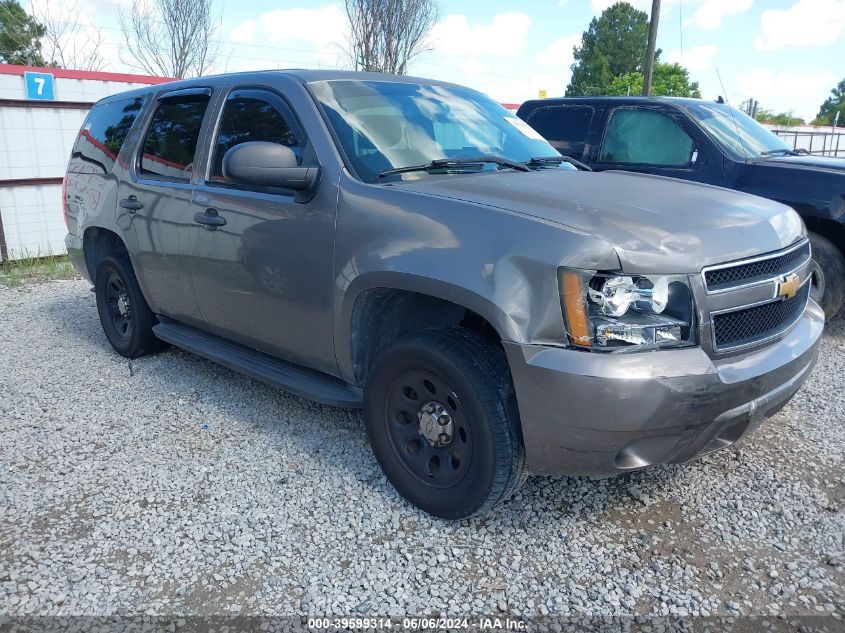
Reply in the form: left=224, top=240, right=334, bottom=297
left=24, top=72, right=55, bottom=100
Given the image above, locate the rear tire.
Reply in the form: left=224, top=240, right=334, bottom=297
left=363, top=327, right=527, bottom=519
left=95, top=254, right=158, bottom=358
left=809, top=232, right=845, bottom=319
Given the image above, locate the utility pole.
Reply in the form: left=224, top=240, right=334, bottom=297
left=643, top=0, right=661, bottom=96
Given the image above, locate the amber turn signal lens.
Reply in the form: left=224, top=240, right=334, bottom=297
left=560, top=271, right=591, bottom=347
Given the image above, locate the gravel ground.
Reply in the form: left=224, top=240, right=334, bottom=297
left=0, top=278, right=843, bottom=621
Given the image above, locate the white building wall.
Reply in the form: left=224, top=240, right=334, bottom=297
left=0, top=107, right=86, bottom=180
left=0, top=74, right=153, bottom=102
left=0, top=184, right=65, bottom=257
left=0, top=67, right=171, bottom=261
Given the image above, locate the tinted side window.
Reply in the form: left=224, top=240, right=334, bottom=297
left=525, top=105, right=594, bottom=158
left=141, top=95, right=210, bottom=181
left=599, top=108, right=694, bottom=166
left=211, top=89, right=302, bottom=180
left=70, top=96, right=146, bottom=174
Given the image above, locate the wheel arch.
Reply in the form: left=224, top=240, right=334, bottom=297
left=338, top=273, right=517, bottom=387
left=802, top=215, right=845, bottom=257
left=82, top=226, right=128, bottom=283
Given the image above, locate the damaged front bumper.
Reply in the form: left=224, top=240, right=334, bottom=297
left=504, top=300, right=824, bottom=476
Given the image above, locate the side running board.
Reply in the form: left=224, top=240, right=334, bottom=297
left=153, top=319, right=362, bottom=409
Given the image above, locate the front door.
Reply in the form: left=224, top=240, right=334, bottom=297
left=189, top=87, right=337, bottom=375
left=591, top=106, right=722, bottom=184
left=120, top=89, right=213, bottom=327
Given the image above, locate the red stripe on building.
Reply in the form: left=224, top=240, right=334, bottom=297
left=0, top=63, right=177, bottom=85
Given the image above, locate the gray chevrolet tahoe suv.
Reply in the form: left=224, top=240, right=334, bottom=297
left=63, top=70, right=824, bottom=518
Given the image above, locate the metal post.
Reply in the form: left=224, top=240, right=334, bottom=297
left=643, top=0, right=661, bottom=96
left=0, top=209, right=7, bottom=262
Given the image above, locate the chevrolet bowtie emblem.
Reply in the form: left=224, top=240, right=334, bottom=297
left=777, top=273, right=801, bottom=300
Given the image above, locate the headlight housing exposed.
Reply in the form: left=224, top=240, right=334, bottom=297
left=559, top=269, right=697, bottom=351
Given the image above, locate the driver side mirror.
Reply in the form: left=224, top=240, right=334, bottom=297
left=223, top=141, right=320, bottom=195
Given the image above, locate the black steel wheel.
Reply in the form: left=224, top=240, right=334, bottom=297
left=384, top=369, right=472, bottom=488
left=95, top=254, right=158, bottom=358
left=103, top=271, right=133, bottom=341
left=364, top=327, right=527, bottom=519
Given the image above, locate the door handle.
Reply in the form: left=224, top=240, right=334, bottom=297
left=193, top=208, right=227, bottom=230
left=119, top=196, right=143, bottom=213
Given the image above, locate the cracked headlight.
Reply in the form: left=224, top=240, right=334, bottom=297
left=559, top=269, right=696, bottom=351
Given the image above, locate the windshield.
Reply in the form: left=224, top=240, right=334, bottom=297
left=309, top=80, right=562, bottom=182
left=685, top=102, right=793, bottom=160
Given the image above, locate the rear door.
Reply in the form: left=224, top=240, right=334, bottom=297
left=589, top=105, right=722, bottom=184
left=65, top=95, right=147, bottom=239
left=520, top=104, right=598, bottom=160
left=188, top=86, right=337, bottom=375
left=118, top=88, right=214, bottom=327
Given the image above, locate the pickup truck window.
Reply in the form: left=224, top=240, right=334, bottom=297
left=309, top=80, right=558, bottom=183
left=140, top=95, right=210, bottom=181
left=685, top=102, right=793, bottom=160
left=71, top=96, right=146, bottom=174
left=524, top=105, right=594, bottom=159
left=600, top=108, right=694, bottom=167
left=210, top=89, right=304, bottom=181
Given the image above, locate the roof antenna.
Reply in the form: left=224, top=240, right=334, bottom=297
left=679, top=0, right=684, bottom=67
left=715, top=68, right=750, bottom=159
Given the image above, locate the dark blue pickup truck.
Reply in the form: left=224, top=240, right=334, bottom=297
left=517, top=97, right=845, bottom=318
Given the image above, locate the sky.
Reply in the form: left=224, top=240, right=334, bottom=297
left=25, top=0, right=845, bottom=122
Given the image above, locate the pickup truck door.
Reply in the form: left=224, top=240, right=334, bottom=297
left=188, top=87, right=337, bottom=376
left=588, top=105, right=722, bottom=185
left=520, top=103, right=601, bottom=161
left=118, top=88, right=214, bottom=328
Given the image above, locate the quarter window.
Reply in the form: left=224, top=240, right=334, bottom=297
left=600, top=108, right=694, bottom=166
left=525, top=105, right=594, bottom=159
left=70, top=96, right=146, bottom=174
left=210, top=89, right=302, bottom=181
left=140, top=95, right=210, bottom=181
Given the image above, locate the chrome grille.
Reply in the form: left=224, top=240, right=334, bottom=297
left=704, top=240, right=811, bottom=292
left=712, top=281, right=811, bottom=351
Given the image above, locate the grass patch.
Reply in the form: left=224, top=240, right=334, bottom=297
left=0, top=250, right=78, bottom=287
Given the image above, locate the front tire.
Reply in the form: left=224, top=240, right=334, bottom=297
left=95, top=254, right=158, bottom=358
left=809, top=232, right=845, bottom=319
left=364, top=327, right=527, bottom=519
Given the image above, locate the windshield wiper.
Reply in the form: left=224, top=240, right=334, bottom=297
left=527, top=155, right=593, bottom=171
left=760, top=148, right=806, bottom=157
left=378, top=155, right=531, bottom=178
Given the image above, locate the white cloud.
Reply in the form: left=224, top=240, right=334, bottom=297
left=226, top=5, right=348, bottom=69
left=229, top=19, right=257, bottom=45
left=251, top=5, right=347, bottom=49
left=429, top=13, right=532, bottom=57
left=667, top=44, right=717, bottom=71
left=534, top=34, right=580, bottom=67
left=754, top=0, right=845, bottom=51
left=689, top=0, right=754, bottom=29
left=732, top=68, right=837, bottom=121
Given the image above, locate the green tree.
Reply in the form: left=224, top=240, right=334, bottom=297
left=815, top=78, right=845, bottom=125
left=566, top=1, right=656, bottom=96
left=754, top=108, right=805, bottom=126
left=740, top=101, right=805, bottom=126
left=0, top=0, right=47, bottom=65
left=606, top=63, right=701, bottom=98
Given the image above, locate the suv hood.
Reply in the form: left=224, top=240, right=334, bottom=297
left=392, top=169, right=805, bottom=274
left=756, top=154, right=845, bottom=173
